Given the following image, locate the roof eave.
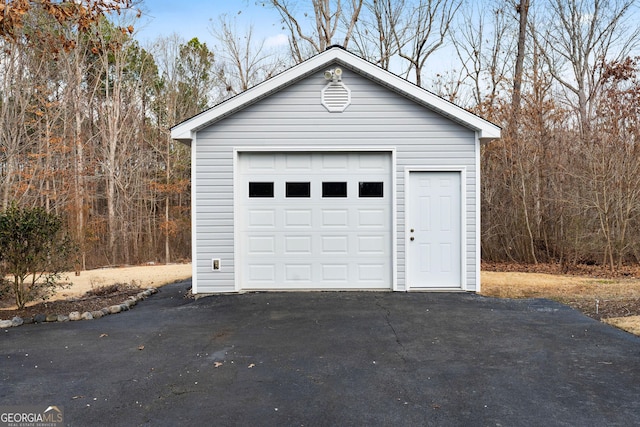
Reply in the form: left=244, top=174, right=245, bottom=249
left=478, top=129, right=502, bottom=144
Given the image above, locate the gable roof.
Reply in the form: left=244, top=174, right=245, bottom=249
left=170, top=46, right=501, bottom=143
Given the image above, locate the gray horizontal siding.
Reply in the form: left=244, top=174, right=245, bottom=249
left=193, top=65, right=478, bottom=293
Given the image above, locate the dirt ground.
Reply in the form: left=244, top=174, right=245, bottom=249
left=0, top=264, right=192, bottom=319
left=50, top=263, right=192, bottom=301
left=481, top=263, right=640, bottom=335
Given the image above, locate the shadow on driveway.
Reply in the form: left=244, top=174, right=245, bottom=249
left=2, top=280, right=640, bottom=426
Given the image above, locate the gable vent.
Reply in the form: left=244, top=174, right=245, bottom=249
left=321, top=82, right=351, bottom=113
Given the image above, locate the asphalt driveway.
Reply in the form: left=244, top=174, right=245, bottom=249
left=2, top=280, right=640, bottom=426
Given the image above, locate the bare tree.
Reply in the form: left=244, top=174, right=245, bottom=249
left=268, top=0, right=364, bottom=63
left=510, top=0, right=530, bottom=135
left=532, top=0, right=640, bottom=136
left=211, top=15, right=286, bottom=97
left=88, top=18, right=149, bottom=264
left=450, top=0, right=516, bottom=107
left=350, top=0, right=406, bottom=69
left=0, top=41, right=29, bottom=209
left=574, top=58, right=640, bottom=269
left=393, top=0, right=461, bottom=87
left=0, top=4, right=196, bottom=269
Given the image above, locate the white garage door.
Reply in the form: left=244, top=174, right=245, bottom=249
left=237, top=152, right=392, bottom=290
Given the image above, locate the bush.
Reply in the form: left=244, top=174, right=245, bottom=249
left=0, top=203, right=78, bottom=309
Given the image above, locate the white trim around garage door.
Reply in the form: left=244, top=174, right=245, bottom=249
left=404, top=166, right=467, bottom=291
left=234, top=147, right=397, bottom=292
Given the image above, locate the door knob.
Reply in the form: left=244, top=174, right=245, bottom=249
left=410, top=228, right=414, bottom=233
left=410, top=237, right=414, bottom=241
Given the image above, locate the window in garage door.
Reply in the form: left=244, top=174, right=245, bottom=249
left=322, top=182, right=347, bottom=197
left=286, top=182, right=311, bottom=197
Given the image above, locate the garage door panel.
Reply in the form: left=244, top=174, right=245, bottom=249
left=285, top=264, right=312, bottom=282
left=239, top=152, right=391, bottom=290
left=358, top=209, right=387, bottom=227
left=248, top=210, right=276, bottom=227
left=358, top=235, right=386, bottom=254
left=247, top=236, right=275, bottom=254
left=322, top=154, right=348, bottom=170
left=358, top=155, right=386, bottom=170
left=248, top=265, right=276, bottom=282
left=358, top=264, right=386, bottom=281
left=285, top=153, right=312, bottom=169
left=321, top=235, right=349, bottom=254
left=284, top=235, right=312, bottom=254
left=321, top=209, right=349, bottom=227
left=247, top=155, right=276, bottom=170
left=322, top=264, right=349, bottom=281
left=284, top=209, right=313, bottom=227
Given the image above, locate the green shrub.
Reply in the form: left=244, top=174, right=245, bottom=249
left=0, top=203, right=78, bottom=309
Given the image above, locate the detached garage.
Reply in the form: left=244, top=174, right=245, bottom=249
left=171, top=46, right=500, bottom=294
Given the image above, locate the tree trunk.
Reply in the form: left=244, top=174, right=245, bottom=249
left=165, top=139, right=171, bottom=264
left=510, top=0, right=529, bottom=137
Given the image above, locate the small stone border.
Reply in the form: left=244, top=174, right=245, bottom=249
left=0, top=288, right=158, bottom=329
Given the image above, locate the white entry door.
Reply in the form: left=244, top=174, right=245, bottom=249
left=407, top=171, right=462, bottom=289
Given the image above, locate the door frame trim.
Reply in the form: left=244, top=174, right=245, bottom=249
left=404, top=167, right=467, bottom=291
left=234, top=147, right=397, bottom=292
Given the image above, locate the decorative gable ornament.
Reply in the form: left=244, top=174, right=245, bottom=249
left=321, top=81, right=351, bottom=113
